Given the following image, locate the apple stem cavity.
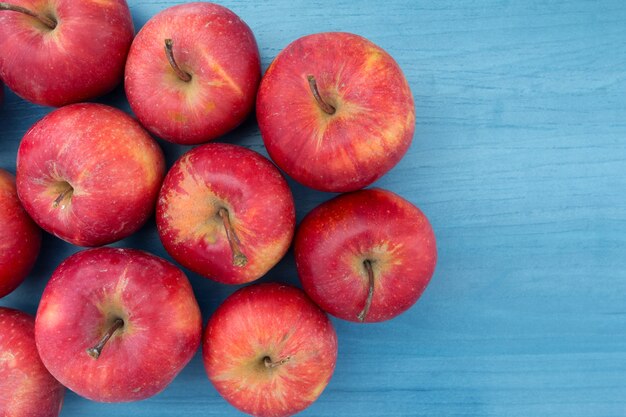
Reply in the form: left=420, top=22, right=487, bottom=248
left=263, top=355, right=291, bottom=369
left=52, top=183, right=74, bottom=208
left=0, top=2, right=56, bottom=29
left=86, top=318, right=124, bottom=360
left=307, top=75, right=336, bottom=115
left=164, top=39, right=192, bottom=82
left=357, top=259, right=375, bottom=322
left=218, top=208, right=248, bottom=267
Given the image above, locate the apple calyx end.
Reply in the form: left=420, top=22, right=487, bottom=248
left=164, top=38, right=192, bottom=82
left=357, top=259, right=375, bottom=322
left=217, top=208, right=248, bottom=268
left=0, top=2, right=57, bottom=29
left=86, top=318, right=124, bottom=360
left=263, top=355, right=291, bottom=369
left=307, top=75, right=336, bottom=115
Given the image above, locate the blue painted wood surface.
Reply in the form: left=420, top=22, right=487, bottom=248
left=2, top=0, right=626, bottom=415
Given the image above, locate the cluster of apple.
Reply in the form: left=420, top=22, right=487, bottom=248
left=0, top=1, right=437, bottom=417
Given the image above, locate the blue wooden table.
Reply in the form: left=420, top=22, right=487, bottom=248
left=2, top=1, right=626, bottom=416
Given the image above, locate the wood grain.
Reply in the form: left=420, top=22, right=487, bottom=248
left=1, top=0, right=625, bottom=416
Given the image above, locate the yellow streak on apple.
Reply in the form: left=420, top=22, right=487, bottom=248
left=200, top=49, right=244, bottom=97
left=306, top=380, right=328, bottom=402
left=363, top=48, right=385, bottom=72
left=128, top=140, right=162, bottom=187
left=37, top=300, right=64, bottom=330
left=161, top=156, right=223, bottom=246
left=89, top=0, right=116, bottom=7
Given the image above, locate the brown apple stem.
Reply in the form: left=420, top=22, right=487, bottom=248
left=217, top=208, right=248, bottom=267
left=0, top=3, right=56, bottom=29
left=307, top=75, right=336, bottom=115
left=86, top=318, right=124, bottom=360
left=164, top=39, right=191, bottom=82
left=52, top=185, right=73, bottom=208
left=357, top=259, right=375, bottom=322
left=263, top=356, right=290, bottom=369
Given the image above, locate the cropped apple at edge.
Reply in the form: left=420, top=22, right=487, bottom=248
left=0, top=0, right=134, bottom=107
left=0, top=169, right=41, bottom=298
left=0, top=307, right=65, bottom=417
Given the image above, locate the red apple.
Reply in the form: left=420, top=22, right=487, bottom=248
left=35, top=247, right=202, bottom=402
left=0, top=79, right=3, bottom=105
left=0, top=169, right=41, bottom=297
left=16, top=103, right=165, bottom=247
left=0, top=0, right=134, bottom=107
left=125, top=2, right=260, bottom=144
left=295, top=188, right=437, bottom=322
left=257, top=32, right=415, bottom=192
left=203, top=283, right=337, bottom=417
left=0, top=307, right=64, bottom=417
left=156, top=143, right=295, bottom=284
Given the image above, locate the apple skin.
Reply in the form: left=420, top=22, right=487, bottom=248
left=257, top=32, right=415, bottom=192
left=203, top=283, right=337, bottom=417
left=0, top=169, right=41, bottom=298
left=0, top=0, right=133, bottom=107
left=125, top=2, right=260, bottom=145
left=16, top=103, right=166, bottom=247
left=156, top=143, right=295, bottom=285
left=35, top=247, right=202, bottom=402
left=295, top=188, right=437, bottom=323
left=0, top=307, right=64, bottom=417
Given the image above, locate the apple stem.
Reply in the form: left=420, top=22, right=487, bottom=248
left=218, top=208, right=248, bottom=267
left=264, top=356, right=290, bottom=369
left=52, top=185, right=73, bottom=208
left=357, top=259, right=375, bottom=322
left=86, top=318, right=124, bottom=360
left=164, top=39, right=192, bottom=82
left=307, top=75, right=336, bottom=115
left=0, top=2, right=56, bottom=29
